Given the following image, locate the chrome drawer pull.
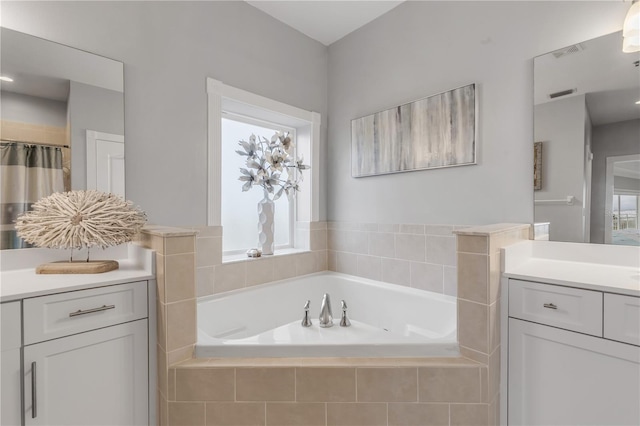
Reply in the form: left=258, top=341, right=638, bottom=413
left=31, top=361, right=37, bottom=418
left=69, top=304, right=115, bottom=317
left=543, top=303, right=558, bottom=310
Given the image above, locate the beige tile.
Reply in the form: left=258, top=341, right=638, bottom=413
left=166, top=236, right=196, bottom=255
left=480, top=366, right=489, bottom=403
left=450, top=403, right=489, bottom=426
left=457, top=253, right=489, bottom=304
left=426, top=236, right=456, bottom=266
left=357, top=367, right=417, bottom=402
left=388, top=403, right=449, bottom=426
left=266, top=403, right=326, bottom=426
left=362, top=223, right=378, bottom=232
left=425, top=225, right=454, bottom=236
left=157, top=300, right=167, bottom=350
left=410, top=262, right=443, bottom=293
left=169, top=367, right=176, bottom=401
left=158, top=346, right=169, bottom=398
left=489, top=251, right=501, bottom=304
left=165, top=253, right=196, bottom=303
left=270, top=254, right=297, bottom=281
left=378, top=223, right=400, bottom=233
left=458, top=300, right=489, bottom=354
left=206, top=402, right=265, bottom=426
left=168, top=402, right=205, bottom=426
left=314, top=250, right=328, bottom=272
left=197, top=237, right=222, bottom=267
left=296, top=368, right=356, bottom=402
left=459, top=347, right=489, bottom=365
left=458, top=235, right=488, bottom=254
left=327, top=403, right=387, bottom=426
left=337, top=252, right=358, bottom=275
left=196, top=266, right=215, bottom=297
left=419, top=367, right=481, bottom=402
left=327, top=250, right=338, bottom=272
left=488, top=349, right=500, bottom=402
left=236, top=368, right=295, bottom=401
left=246, top=258, right=274, bottom=287
left=167, top=299, right=197, bottom=351
left=489, top=394, right=500, bottom=426
left=381, top=258, right=411, bottom=286
left=328, top=229, right=347, bottom=252
left=395, top=234, right=426, bottom=262
left=310, top=221, right=328, bottom=230
left=357, top=255, right=382, bottom=281
left=214, top=263, right=246, bottom=293
left=159, top=392, right=168, bottom=426
left=443, top=266, right=458, bottom=297
left=345, top=231, right=369, bottom=254
left=157, top=254, right=167, bottom=303
left=140, top=231, right=165, bottom=254
left=168, top=345, right=194, bottom=366
left=310, top=229, right=327, bottom=251
left=175, top=368, right=235, bottom=401
left=369, top=232, right=395, bottom=258
left=400, top=224, right=425, bottom=234
left=489, top=300, right=500, bottom=354
left=295, top=251, right=317, bottom=275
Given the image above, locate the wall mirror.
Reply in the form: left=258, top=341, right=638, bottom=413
left=534, top=30, right=640, bottom=246
left=0, top=27, right=124, bottom=249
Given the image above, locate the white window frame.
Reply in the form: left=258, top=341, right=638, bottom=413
left=207, top=78, right=320, bottom=254
left=220, top=112, right=297, bottom=255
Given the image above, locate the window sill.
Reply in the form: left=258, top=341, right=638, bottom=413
left=222, top=248, right=310, bottom=264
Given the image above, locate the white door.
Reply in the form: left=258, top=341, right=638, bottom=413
left=1, top=302, right=22, bottom=426
left=24, top=320, right=148, bottom=426
left=508, top=318, right=640, bottom=426
left=86, top=130, right=125, bottom=197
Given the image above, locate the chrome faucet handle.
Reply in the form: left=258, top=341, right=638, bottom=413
left=301, top=300, right=312, bottom=327
left=340, top=299, right=351, bottom=327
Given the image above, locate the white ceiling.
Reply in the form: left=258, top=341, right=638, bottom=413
left=246, top=1, right=404, bottom=46
left=535, top=30, right=640, bottom=126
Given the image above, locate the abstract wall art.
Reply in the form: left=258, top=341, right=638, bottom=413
left=351, top=83, right=477, bottom=177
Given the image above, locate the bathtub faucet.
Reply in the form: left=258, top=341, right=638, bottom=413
left=301, top=300, right=312, bottom=327
left=340, top=300, right=351, bottom=327
left=319, top=293, right=333, bottom=328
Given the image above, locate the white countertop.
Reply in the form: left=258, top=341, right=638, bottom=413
left=1, top=244, right=154, bottom=302
left=502, top=240, right=640, bottom=297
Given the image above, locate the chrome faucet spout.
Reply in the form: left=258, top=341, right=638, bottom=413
left=319, top=293, right=333, bottom=327
left=340, top=300, right=351, bottom=327
left=301, top=300, right=312, bottom=327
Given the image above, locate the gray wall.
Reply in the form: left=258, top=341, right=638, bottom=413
left=326, top=1, right=627, bottom=225
left=590, top=119, right=640, bottom=243
left=1, top=90, right=67, bottom=127
left=534, top=95, right=587, bottom=243
left=1, top=1, right=328, bottom=226
left=67, top=81, right=125, bottom=189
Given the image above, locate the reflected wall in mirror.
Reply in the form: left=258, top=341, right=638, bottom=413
left=534, top=30, right=640, bottom=246
left=0, top=27, right=124, bottom=249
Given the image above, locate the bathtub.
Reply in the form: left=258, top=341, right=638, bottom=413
left=196, top=271, right=458, bottom=358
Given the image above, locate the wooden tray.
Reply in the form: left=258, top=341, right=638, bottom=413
left=36, top=260, right=119, bottom=274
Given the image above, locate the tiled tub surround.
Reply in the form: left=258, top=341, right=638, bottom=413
left=327, top=222, right=462, bottom=296
left=141, top=223, right=531, bottom=426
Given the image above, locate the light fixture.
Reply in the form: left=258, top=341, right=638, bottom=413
left=636, top=100, right=640, bottom=104
left=0, top=76, right=14, bottom=82
left=623, top=0, right=640, bottom=53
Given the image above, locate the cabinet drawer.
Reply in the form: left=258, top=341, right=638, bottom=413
left=509, top=279, right=602, bottom=336
left=1, top=302, right=21, bottom=350
left=23, top=281, right=147, bottom=345
left=604, top=293, right=640, bottom=346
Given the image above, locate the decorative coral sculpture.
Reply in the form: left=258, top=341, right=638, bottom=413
left=16, top=191, right=146, bottom=273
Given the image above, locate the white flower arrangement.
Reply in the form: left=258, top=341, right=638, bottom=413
left=237, top=131, right=309, bottom=200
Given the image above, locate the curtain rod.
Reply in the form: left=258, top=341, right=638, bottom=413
left=0, top=139, right=69, bottom=149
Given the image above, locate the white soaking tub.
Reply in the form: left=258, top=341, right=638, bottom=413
left=196, top=271, right=458, bottom=358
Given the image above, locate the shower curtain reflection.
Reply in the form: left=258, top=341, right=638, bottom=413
left=1, top=143, right=64, bottom=249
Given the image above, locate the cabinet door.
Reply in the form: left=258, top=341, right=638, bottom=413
left=508, top=318, right=640, bottom=426
left=1, top=301, right=22, bottom=426
left=24, top=320, right=148, bottom=426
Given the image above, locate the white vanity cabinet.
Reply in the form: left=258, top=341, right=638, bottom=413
left=506, top=279, right=640, bottom=426
left=1, top=302, right=22, bottom=426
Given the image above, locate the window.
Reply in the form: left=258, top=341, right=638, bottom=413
left=221, top=115, right=295, bottom=254
left=207, top=78, right=320, bottom=258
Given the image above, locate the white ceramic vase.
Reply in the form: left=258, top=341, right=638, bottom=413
left=257, top=193, right=275, bottom=255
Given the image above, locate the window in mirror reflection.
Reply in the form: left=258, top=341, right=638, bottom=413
left=612, top=194, right=640, bottom=246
